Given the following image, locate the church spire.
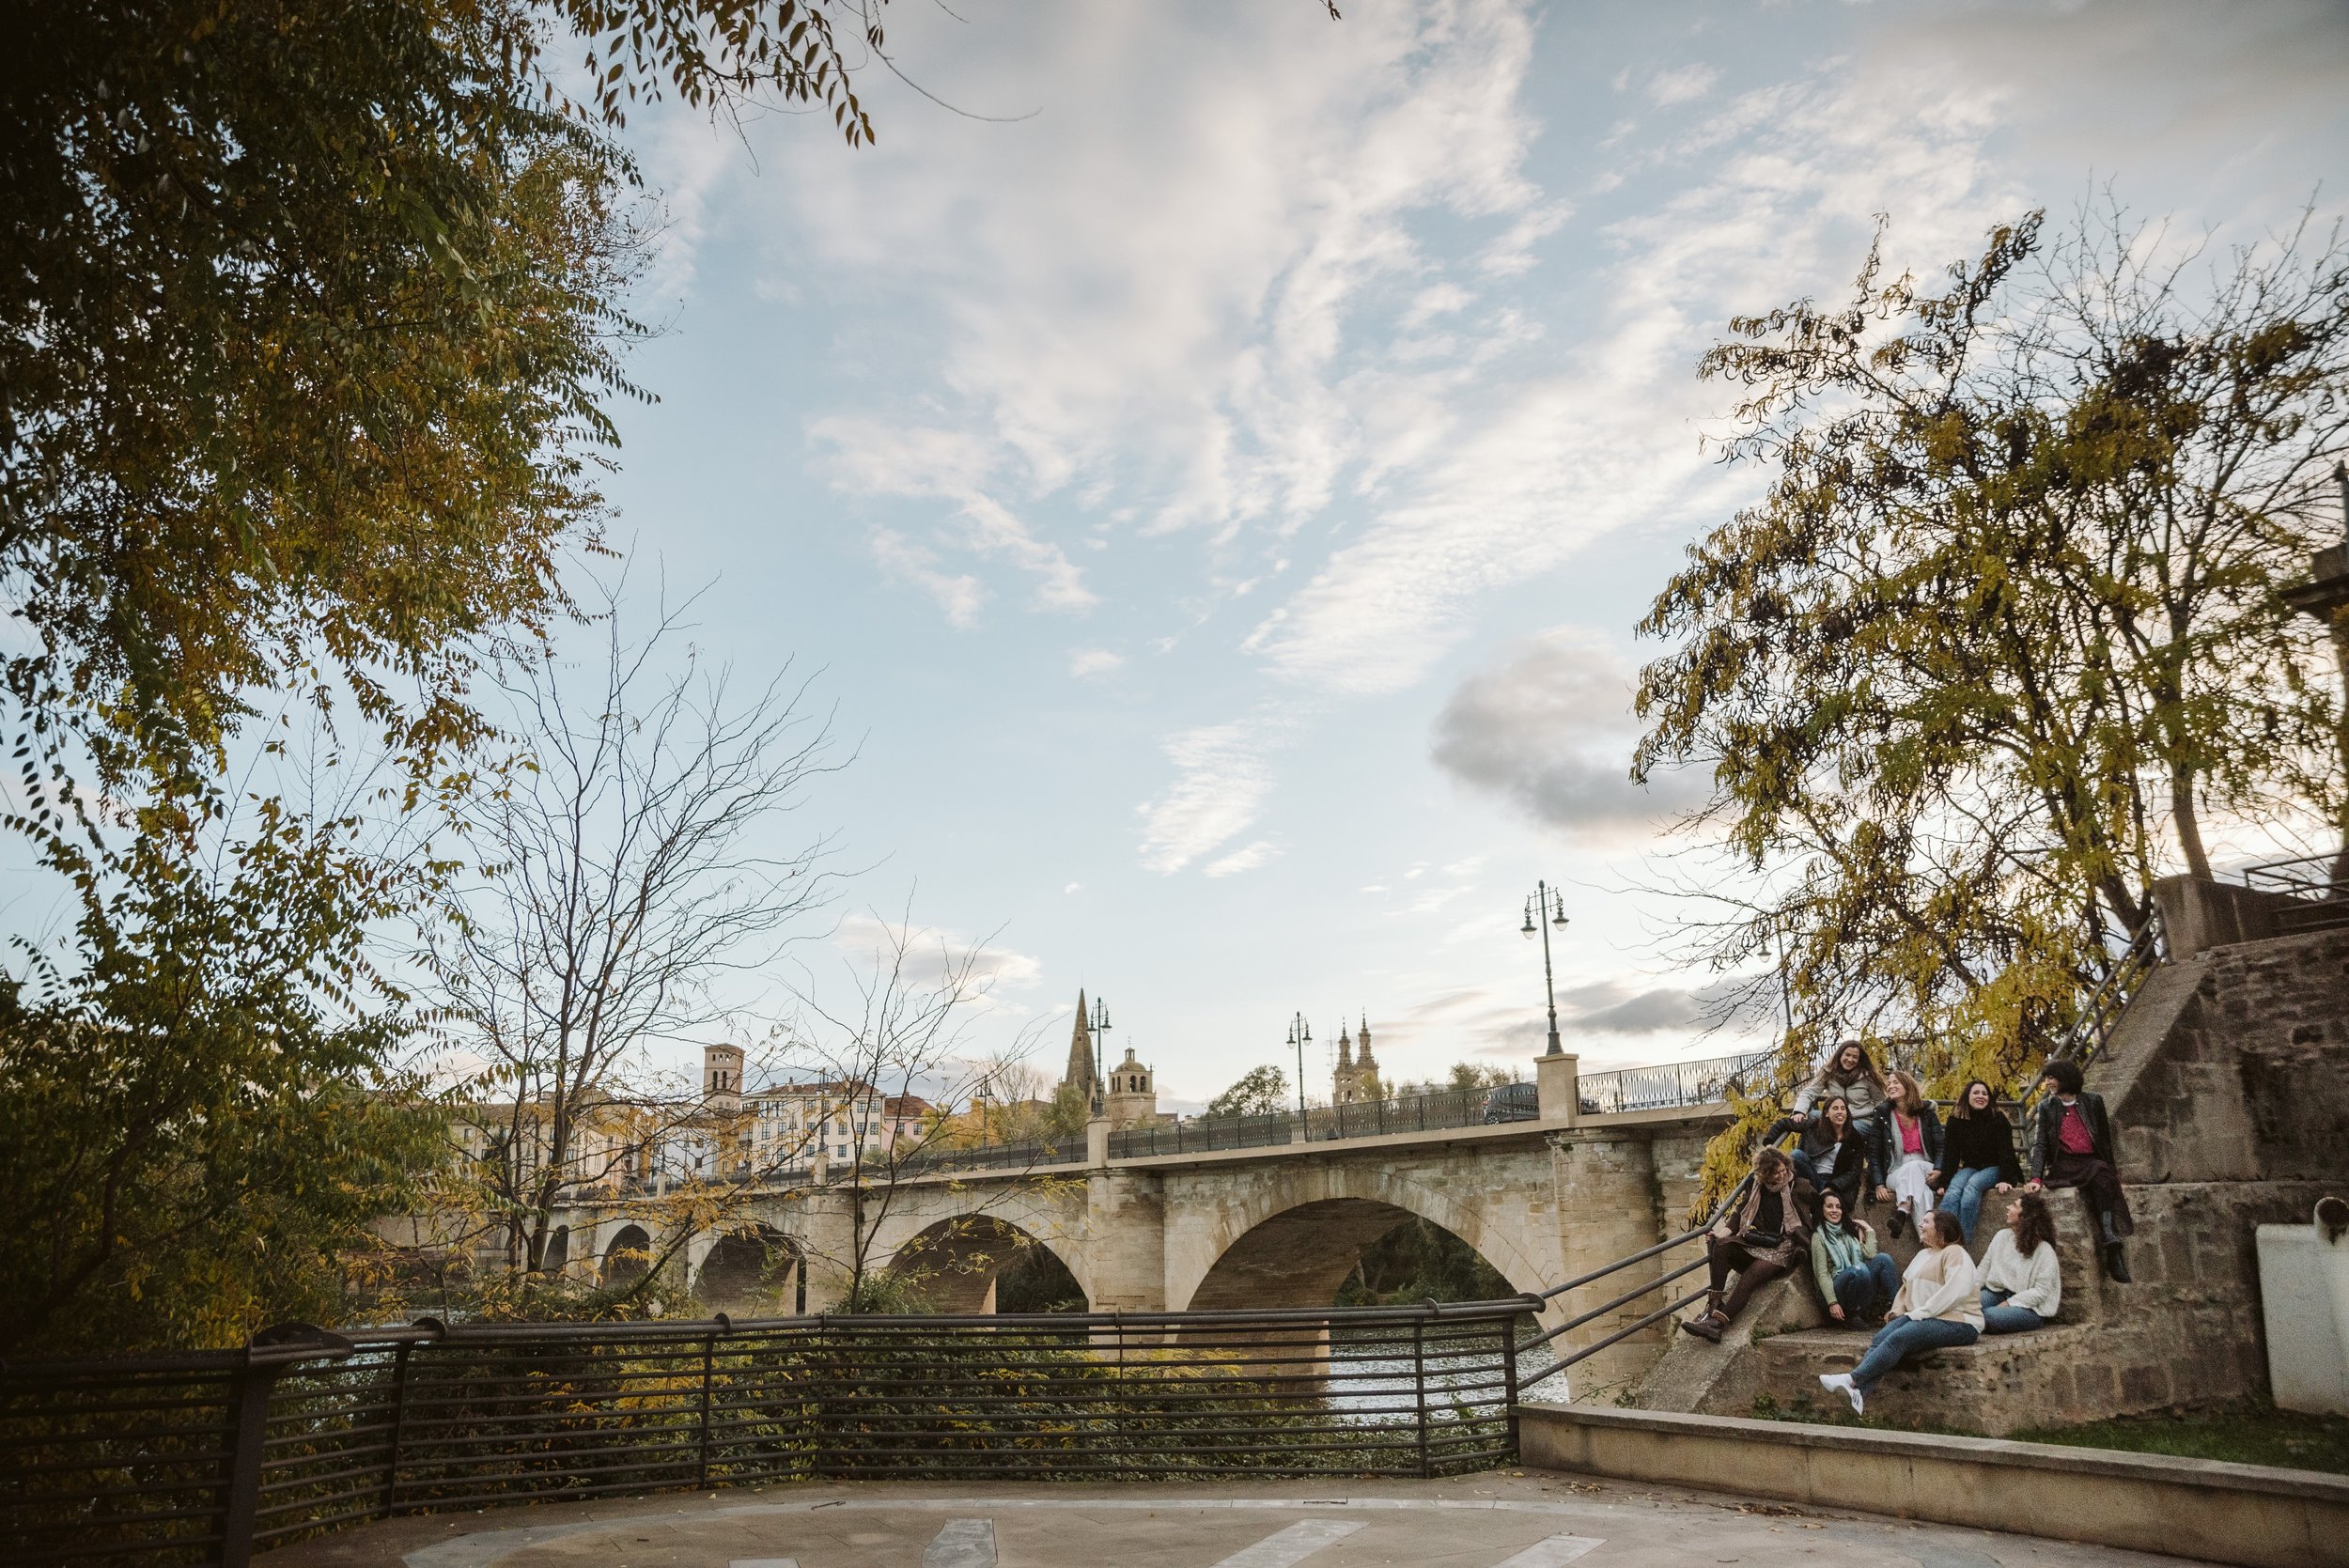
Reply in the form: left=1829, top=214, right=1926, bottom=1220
left=1064, top=989, right=1097, bottom=1099
left=1336, top=1017, right=1354, bottom=1071
left=1357, top=1012, right=1375, bottom=1069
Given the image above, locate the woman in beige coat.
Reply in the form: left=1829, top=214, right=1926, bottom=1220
left=1817, top=1208, right=1981, bottom=1414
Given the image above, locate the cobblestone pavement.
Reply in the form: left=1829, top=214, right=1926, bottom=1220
left=264, top=1471, right=2216, bottom=1568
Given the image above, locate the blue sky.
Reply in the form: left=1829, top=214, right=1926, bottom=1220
left=568, top=0, right=2349, bottom=1109
left=10, top=1, right=2342, bottom=1110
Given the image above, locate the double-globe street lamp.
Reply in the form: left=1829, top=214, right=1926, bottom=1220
left=1285, top=1012, right=1313, bottom=1118
left=1521, top=881, right=1570, bottom=1057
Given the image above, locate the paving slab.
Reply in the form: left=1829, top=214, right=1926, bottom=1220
left=260, top=1471, right=2215, bottom=1568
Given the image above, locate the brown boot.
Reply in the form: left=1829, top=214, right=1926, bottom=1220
left=1680, top=1311, right=1727, bottom=1343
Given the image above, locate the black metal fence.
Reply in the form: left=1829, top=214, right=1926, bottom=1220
left=1575, top=1050, right=1771, bottom=1115
left=1106, top=1080, right=1535, bottom=1159
left=1, top=1301, right=1529, bottom=1567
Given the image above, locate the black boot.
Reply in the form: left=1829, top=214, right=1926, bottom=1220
left=2099, top=1213, right=2132, bottom=1283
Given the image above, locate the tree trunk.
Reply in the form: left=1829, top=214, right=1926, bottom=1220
left=2170, top=764, right=2214, bottom=882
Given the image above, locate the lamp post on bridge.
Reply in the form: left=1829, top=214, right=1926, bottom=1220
left=1089, top=994, right=1112, bottom=1117
left=1285, top=1012, right=1312, bottom=1119
left=1520, top=881, right=1569, bottom=1056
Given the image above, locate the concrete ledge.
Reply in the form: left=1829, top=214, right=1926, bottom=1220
left=1519, top=1402, right=2349, bottom=1568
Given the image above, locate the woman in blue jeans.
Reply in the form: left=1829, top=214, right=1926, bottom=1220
left=1978, top=1190, right=2061, bottom=1333
left=1818, top=1209, right=1981, bottom=1416
left=1932, top=1079, right=2021, bottom=1243
left=1809, top=1189, right=1898, bottom=1326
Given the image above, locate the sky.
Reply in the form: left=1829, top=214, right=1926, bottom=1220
left=556, top=0, right=2349, bottom=1110
left=11, top=0, right=2344, bottom=1111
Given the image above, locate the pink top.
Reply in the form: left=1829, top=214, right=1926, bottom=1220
left=2058, top=1102, right=2095, bottom=1156
left=1898, top=1113, right=1923, bottom=1156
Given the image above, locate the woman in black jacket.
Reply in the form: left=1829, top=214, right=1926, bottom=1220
left=1794, top=1094, right=1869, bottom=1225
left=1933, top=1079, right=2021, bottom=1244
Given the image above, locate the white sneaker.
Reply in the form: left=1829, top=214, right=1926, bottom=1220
left=1817, top=1373, right=1864, bottom=1414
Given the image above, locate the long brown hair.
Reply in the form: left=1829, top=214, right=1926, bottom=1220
left=1951, top=1078, right=1998, bottom=1122
left=2012, top=1190, right=2058, bottom=1257
left=1815, top=1038, right=1887, bottom=1095
left=1886, top=1069, right=1926, bottom=1117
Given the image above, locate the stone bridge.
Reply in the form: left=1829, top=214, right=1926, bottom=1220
left=551, top=1057, right=1724, bottom=1366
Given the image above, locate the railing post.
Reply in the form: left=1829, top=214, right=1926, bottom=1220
left=696, top=1329, right=717, bottom=1489
left=381, top=1342, right=412, bottom=1521
left=1501, top=1317, right=1520, bottom=1461
left=218, top=1362, right=279, bottom=1568
left=1411, top=1318, right=1430, bottom=1478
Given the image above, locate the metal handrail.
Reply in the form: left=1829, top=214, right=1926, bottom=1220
left=2032, top=906, right=2165, bottom=1097
left=1511, top=1175, right=1752, bottom=1393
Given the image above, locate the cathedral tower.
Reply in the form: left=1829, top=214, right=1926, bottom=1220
left=1333, top=1017, right=1382, bottom=1104
left=1062, top=989, right=1097, bottom=1104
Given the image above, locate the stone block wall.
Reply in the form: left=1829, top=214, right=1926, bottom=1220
left=2105, top=926, right=2349, bottom=1186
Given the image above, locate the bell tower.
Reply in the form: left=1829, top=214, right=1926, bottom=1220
left=1104, top=1045, right=1159, bottom=1129
left=1333, top=1016, right=1381, bottom=1104
left=702, top=1043, right=745, bottom=1113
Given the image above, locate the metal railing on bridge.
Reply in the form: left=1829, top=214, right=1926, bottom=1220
left=1106, top=1079, right=1535, bottom=1159
left=0, top=1302, right=1527, bottom=1567
left=1575, top=1050, right=1772, bottom=1115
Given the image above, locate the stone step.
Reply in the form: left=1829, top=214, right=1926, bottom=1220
left=1748, top=1322, right=2104, bottom=1437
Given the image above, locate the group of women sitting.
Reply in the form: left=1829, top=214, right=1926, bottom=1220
left=1680, top=1041, right=2112, bottom=1416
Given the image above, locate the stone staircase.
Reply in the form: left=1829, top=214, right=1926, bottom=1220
left=1735, top=1190, right=2108, bottom=1436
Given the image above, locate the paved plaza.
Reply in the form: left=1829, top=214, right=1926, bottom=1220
left=266, top=1472, right=2214, bottom=1568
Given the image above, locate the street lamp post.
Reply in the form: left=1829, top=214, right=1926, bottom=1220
left=1285, top=1012, right=1313, bottom=1119
left=1089, top=995, right=1112, bottom=1115
left=1520, top=881, right=1570, bottom=1056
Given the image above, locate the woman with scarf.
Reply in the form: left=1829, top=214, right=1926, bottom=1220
left=1682, top=1145, right=1812, bottom=1343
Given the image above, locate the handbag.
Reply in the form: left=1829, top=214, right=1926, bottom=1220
left=1735, top=1227, right=1784, bottom=1250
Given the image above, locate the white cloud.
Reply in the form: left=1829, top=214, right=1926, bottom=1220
left=1068, top=647, right=1124, bottom=678
left=831, top=913, right=1044, bottom=997
left=1646, top=64, right=1720, bottom=107
left=814, top=418, right=1096, bottom=618
left=1135, top=717, right=1284, bottom=876
left=764, top=0, right=1550, bottom=623
left=1205, top=839, right=1282, bottom=877
left=868, top=527, right=986, bottom=629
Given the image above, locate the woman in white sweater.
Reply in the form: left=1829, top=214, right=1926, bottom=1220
left=1979, top=1190, right=2061, bottom=1333
left=1818, top=1209, right=1981, bottom=1415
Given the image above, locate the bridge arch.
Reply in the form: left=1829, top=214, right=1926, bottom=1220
left=603, top=1222, right=654, bottom=1287
left=882, top=1213, right=1090, bottom=1313
left=696, top=1223, right=805, bottom=1315
left=1174, top=1165, right=1546, bottom=1312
